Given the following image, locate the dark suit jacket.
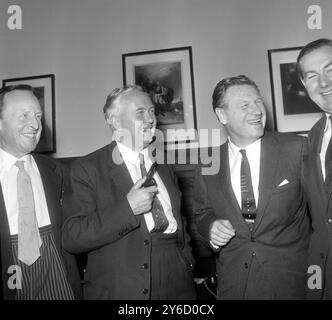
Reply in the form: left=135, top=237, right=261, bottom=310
left=194, top=132, right=311, bottom=299
left=304, top=115, right=332, bottom=299
left=61, top=141, right=194, bottom=300
left=0, top=154, right=81, bottom=300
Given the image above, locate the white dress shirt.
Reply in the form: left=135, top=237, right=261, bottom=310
left=228, top=138, right=261, bottom=208
left=0, top=148, right=51, bottom=235
left=320, top=113, right=332, bottom=181
left=116, top=142, right=177, bottom=233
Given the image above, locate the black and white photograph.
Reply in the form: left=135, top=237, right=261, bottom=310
left=1, top=0, right=332, bottom=306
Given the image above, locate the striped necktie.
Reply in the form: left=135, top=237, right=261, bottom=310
left=139, top=154, right=169, bottom=232
left=240, top=149, right=256, bottom=223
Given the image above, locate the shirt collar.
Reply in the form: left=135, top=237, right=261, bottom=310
left=116, top=141, right=152, bottom=167
left=324, top=113, right=331, bottom=133
left=0, top=148, right=33, bottom=173
left=228, top=137, right=261, bottom=157
left=116, top=141, right=140, bottom=165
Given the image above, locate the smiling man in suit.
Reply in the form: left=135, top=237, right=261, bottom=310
left=297, top=38, right=332, bottom=299
left=0, top=85, right=80, bottom=300
left=193, top=75, right=311, bottom=299
left=62, top=85, right=196, bottom=300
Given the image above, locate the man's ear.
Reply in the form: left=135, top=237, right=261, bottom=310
left=106, top=113, right=120, bottom=129
left=215, top=108, right=227, bottom=125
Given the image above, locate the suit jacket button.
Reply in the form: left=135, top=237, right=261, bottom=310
left=142, top=288, right=149, bottom=295
left=244, top=263, right=248, bottom=269
left=144, top=240, right=150, bottom=246
left=142, top=263, right=149, bottom=269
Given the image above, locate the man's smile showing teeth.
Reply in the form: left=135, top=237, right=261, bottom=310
left=247, top=119, right=262, bottom=125
left=22, top=133, right=36, bottom=138
left=321, top=90, right=332, bottom=96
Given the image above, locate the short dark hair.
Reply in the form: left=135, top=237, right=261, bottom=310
left=296, top=38, right=332, bottom=79
left=212, top=75, right=260, bottom=112
left=0, top=84, right=35, bottom=118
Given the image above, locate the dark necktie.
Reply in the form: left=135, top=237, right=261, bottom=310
left=139, top=154, right=169, bottom=232
left=325, top=116, right=332, bottom=187
left=15, top=160, right=42, bottom=266
left=240, top=149, right=256, bottom=223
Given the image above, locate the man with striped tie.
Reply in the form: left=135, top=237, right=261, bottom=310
left=297, top=38, right=332, bottom=300
left=193, top=75, right=311, bottom=299
left=0, top=85, right=80, bottom=299
left=62, top=85, right=196, bottom=300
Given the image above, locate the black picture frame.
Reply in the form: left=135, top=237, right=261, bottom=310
left=2, top=74, right=56, bottom=153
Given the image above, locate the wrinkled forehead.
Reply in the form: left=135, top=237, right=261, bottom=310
left=118, top=90, right=153, bottom=111
left=224, top=84, right=261, bottom=104
left=3, top=89, right=41, bottom=112
left=300, top=45, right=332, bottom=70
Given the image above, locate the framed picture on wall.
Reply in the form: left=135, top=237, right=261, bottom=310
left=268, top=47, right=322, bottom=134
left=122, top=46, right=197, bottom=145
left=2, top=74, right=56, bottom=153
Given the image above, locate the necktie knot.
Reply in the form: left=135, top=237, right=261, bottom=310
left=15, top=160, right=25, bottom=171
left=240, top=149, right=246, bottom=157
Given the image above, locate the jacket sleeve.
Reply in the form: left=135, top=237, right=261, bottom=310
left=62, top=160, right=140, bottom=254
left=192, top=165, right=218, bottom=249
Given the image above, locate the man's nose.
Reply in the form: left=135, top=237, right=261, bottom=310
left=145, top=111, right=155, bottom=123
left=319, top=73, right=329, bottom=88
left=28, top=115, right=40, bottom=129
left=250, top=103, right=263, bottom=114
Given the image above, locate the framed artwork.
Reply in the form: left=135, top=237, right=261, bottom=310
left=2, top=74, right=56, bottom=153
left=122, top=46, right=197, bottom=145
left=268, top=47, right=322, bottom=134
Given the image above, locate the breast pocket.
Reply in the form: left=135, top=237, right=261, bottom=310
left=272, top=180, right=299, bottom=194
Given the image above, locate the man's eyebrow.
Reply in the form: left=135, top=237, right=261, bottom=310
left=324, top=61, right=332, bottom=69
left=304, top=61, right=332, bottom=76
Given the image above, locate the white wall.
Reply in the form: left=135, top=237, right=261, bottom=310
left=0, top=0, right=331, bottom=157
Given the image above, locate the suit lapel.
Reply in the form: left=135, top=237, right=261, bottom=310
left=217, top=143, right=247, bottom=229
left=107, top=142, right=149, bottom=230
left=312, top=118, right=326, bottom=192
left=309, top=118, right=332, bottom=206
left=157, top=165, right=180, bottom=220
left=107, top=142, right=134, bottom=196
left=254, top=133, right=279, bottom=231
left=33, top=154, right=62, bottom=249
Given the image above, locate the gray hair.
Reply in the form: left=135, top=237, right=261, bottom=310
left=103, top=84, right=143, bottom=119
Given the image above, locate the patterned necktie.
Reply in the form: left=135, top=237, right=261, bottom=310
left=325, top=116, right=332, bottom=188
left=139, top=154, right=169, bottom=232
left=15, top=160, right=42, bottom=266
left=240, top=149, right=256, bottom=223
